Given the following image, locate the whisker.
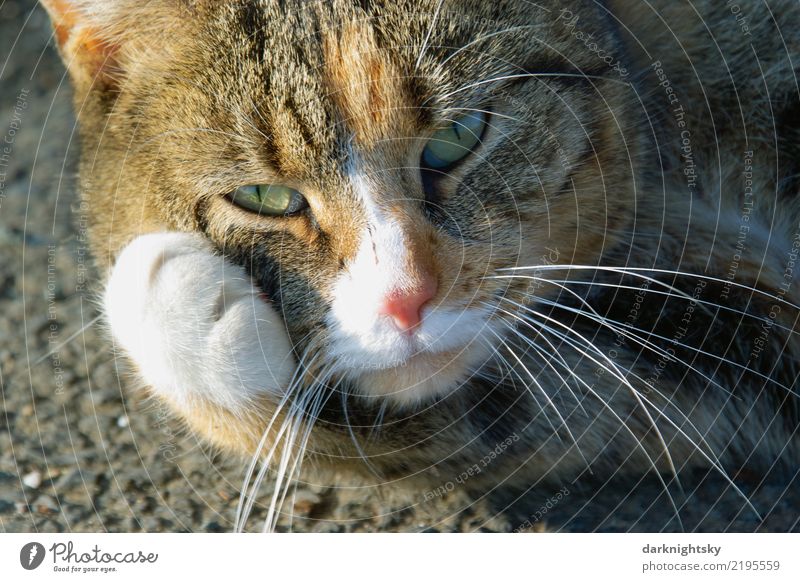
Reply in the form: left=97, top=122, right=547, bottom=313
left=491, top=329, right=590, bottom=464
left=481, top=338, right=557, bottom=424
left=263, top=386, right=311, bottom=531
left=433, top=71, right=632, bottom=104
left=414, top=0, right=446, bottom=70
left=510, top=311, right=591, bottom=416
left=491, top=267, right=703, bottom=309
left=439, top=25, right=537, bottom=67
left=235, top=345, right=321, bottom=531
left=535, top=293, right=796, bottom=397
left=341, top=384, right=383, bottom=479
left=498, top=273, right=798, bottom=396
left=367, top=399, right=390, bottom=442
left=277, top=377, right=335, bottom=532
left=487, top=334, right=564, bottom=440
left=500, top=301, right=680, bottom=476
left=494, top=313, right=685, bottom=528
left=501, top=264, right=800, bottom=313
left=540, top=277, right=798, bottom=335
left=444, top=105, right=525, bottom=123
left=265, top=372, right=332, bottom=532
left=266, top=354, right=342, bottom=532
left=491, top=300, right=761, bottom=520
left=519, top=289, right=738, bottom=399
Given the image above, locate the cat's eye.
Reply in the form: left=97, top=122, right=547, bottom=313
left=421, top=111, right=488, bottom=170
left=228, top=184, right=308, bottom=216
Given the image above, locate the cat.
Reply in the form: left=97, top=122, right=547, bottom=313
left=41, top=0, right=800, bottom=530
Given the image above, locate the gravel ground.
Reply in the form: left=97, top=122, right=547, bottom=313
left=1, top=1, right=798, bottom=533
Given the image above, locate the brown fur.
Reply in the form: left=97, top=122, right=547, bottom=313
left=42, top=0, right=800, bottom=505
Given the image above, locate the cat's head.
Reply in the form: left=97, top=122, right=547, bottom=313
left=44, top=0, right=640, bottom=453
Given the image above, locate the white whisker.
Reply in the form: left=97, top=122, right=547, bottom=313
left=491, top=299, right=762, bottom=520
left=434, top=71, right=632, bottom=103
left=501, top=264, right=800, bottom=313
left=439, top=26, right=536, bottom=67
left=235, top=344, right=322, bottom=531
left=414, top=0, right=445, bottom=71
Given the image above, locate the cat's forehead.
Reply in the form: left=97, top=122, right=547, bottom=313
left=218, top=4, right=457, bottom=145
left=321, top=20, right=418, bottom=148
left=185, top=0, right=610, bottom=181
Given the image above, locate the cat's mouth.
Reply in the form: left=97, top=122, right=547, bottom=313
left=324, top=304, right=497, bottom=404
left=332, top=343, right=494, bottom=406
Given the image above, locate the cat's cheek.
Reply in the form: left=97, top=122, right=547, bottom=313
left=103, top=232, right=296, bottom=417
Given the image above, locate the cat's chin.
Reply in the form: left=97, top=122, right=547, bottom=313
left=324, top=302, right=497, bottom=405
left=343, top=342, right=494, bottom=407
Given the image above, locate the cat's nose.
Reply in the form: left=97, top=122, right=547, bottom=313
left=380, top=276, right=438, bottom=333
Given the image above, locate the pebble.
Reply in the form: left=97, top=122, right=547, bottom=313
left=292, top=490, right=321, bottom=514
left=22, top=471, right=42, bottom=489
left=34, top=496, right=59, bottom=515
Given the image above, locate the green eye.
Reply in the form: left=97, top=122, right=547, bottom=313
left=229, top=184, right=308, bottom=216
left=422, top=111, right=488, bottom=170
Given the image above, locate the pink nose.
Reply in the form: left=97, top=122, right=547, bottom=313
left=380, top=277, right=437, bottom=333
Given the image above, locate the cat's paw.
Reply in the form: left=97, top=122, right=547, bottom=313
left=104, top=232, right=295, bottom=412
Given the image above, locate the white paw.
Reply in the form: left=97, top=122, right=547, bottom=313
left=104, top=232, right=295, bottom=411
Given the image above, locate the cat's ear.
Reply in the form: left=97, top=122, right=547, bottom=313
left=39, top=0, right=187, bottom=92
left=39, top=0, right=122, bottom=89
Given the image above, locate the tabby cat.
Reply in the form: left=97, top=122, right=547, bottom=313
left=42, top=0, right=800, bottom=530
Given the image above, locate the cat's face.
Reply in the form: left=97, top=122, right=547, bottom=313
left=46, top=0, right=638, bottom=452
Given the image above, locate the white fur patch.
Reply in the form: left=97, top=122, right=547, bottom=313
left=104, top=232, right=295, bottom=412
left=326, top=175, right=492, bottom=398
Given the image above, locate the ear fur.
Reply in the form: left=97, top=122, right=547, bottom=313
left=39, top=0, right=122, bottom=88
left=39, top=0, right=191, bottom=92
